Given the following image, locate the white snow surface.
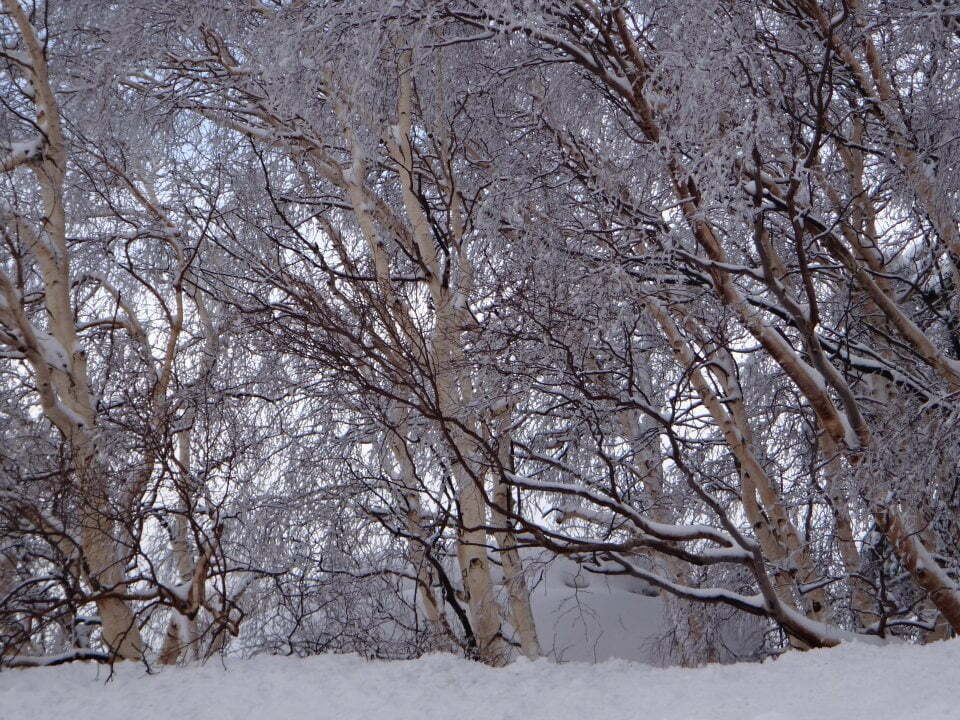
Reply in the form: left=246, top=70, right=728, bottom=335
left=2, top=639, right=957, bottom=720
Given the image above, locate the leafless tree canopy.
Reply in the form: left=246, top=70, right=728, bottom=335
left=1, top=0, right=958, bottom=669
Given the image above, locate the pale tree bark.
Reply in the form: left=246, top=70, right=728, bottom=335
left=645, top=301, right=827, bottom=623
left=516, top=3, right=959, bottom=642
left=800, top=0, right=960, bottom=293
left=765, top=7, right=960, bottom=636
left=432, top=335, right=507, bottom=663
left=819, top=435, right=874, bottom=624
left=149, top=27, right=512, bottom=660
left=487, top=406, right=541, bottom=659
left=0, top=0, right=144, bottom=660
left=763, top=108, right=960, bottom=635
left=874, top=504, right=960, bottom=634
left=382, top=48, right=508, bottom=663
left=159, top=428, right=200, bottom=665
left=326, top=81, right=508, bottom=660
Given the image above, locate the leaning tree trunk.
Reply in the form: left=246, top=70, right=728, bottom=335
left=0, top=0, right=145, bottom=660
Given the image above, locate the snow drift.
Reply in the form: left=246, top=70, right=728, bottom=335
left=1, top=638, right=956, bottom=720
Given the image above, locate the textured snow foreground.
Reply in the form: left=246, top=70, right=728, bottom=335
left=2, top=639, right=958, bottom=720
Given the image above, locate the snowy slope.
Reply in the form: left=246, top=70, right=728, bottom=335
left=522, top=552, right=670, bottom=663
left=2, top=639, right=957, bottom=720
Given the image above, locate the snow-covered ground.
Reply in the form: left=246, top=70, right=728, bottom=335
left=2, top=638, right=957, bottom=720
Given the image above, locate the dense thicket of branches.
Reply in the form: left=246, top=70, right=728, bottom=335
left=1, top=0, right=958, bottom=669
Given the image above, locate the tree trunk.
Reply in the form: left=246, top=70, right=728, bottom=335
left=80, top=510, right=144, bottom=661
left=491, top=436, right=540, bottom=660
left=874, top=505, right=960, bottom=634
